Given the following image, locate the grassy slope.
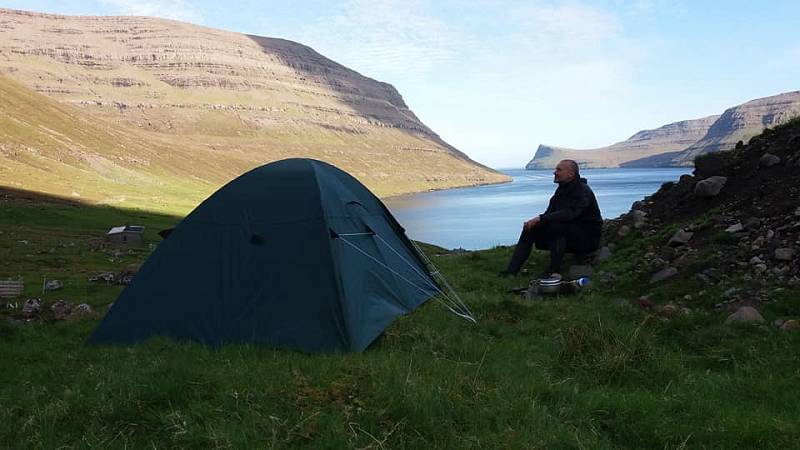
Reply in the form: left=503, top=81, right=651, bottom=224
left=0, top=74, right=509, bottom=215
left=1, top=194, right=799, bottom=449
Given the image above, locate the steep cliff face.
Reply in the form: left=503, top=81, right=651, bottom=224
left=0, top=8, right=508, bottom=209
left=525, top=116, right=718, bottom=169
left=626, top=91, right=800, bottom=167
left=528, top=91, right=800, bottom=170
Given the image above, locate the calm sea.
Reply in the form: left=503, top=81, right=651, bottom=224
left=383, top=168, right=690, bottom=250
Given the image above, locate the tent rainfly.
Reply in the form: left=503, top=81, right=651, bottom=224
left=88, top=158, right=472, bottom=352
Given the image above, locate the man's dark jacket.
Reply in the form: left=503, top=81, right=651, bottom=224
left=539, top=177, right=603, bottom=237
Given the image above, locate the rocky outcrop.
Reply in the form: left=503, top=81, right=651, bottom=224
left=0, top=8, right=508, bottom=207
left=602, top=117, right=800, bottom=312
left=525, top=116, right=718, bottom=169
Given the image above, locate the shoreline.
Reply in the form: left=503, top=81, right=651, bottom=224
left=381, top=176, right=513, bottom=201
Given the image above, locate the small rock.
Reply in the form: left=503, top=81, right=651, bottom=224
left=69, top=303, right=94, bottom=318
left=749, top=256, right=765, bottom=265
left=774, top=248, right=795, bottom=261
left=694, top=176, right=727, bottom=197
left=759, top=153, right=781, bottom=167
left=794, top=206, right=800, bottom=217
left=44, top=280, right=63, bottom=291
left=751, top=236, right=766, bottom=249
left=743, top=217, right=762, bottom=230
left=656, top=303, right=680, bottom=318
left=773, top=265, right=790, bottom=276
left=89, top=272, right=116, bottom=283
left=722, top=287, right=740, bottom=299
left=704, top=268, right=722, bottom=281
left=650, top=267, right=678, bottom=284
left=658, top=246, right=677, bottom=261
left=22, top=298, right=42, bottom=317
left=50, top=300, right=72, bottom=321
left=618, top=225, right=631, bottom=238
left=781, top=320, right=799, bottom=332
left=668, top=229, right=694, bottom=247
left=725, top=306, right=765, bottom=325
left=638, top=296, right=653, bottom=309
left=695, top=273, right=713, bottom=285
left=773, top=318, right=785, bottom=328
left=725, top=223, right=744, bottom=233
left=754, top=263, right=768, bottom=274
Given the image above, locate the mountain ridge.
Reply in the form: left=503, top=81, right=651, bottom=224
left=525, top=115, right=719, bottom=169
left=527, top=91, right=800, bottom=169
left=0, top=7, right=508, bottom=212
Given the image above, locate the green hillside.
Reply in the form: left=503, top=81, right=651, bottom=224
left=0, top=75, right=507, bottom=214
left=1, top=162, right=798, bottom=448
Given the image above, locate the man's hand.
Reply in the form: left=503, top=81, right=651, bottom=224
left=524, top=216, right=541, bottom=231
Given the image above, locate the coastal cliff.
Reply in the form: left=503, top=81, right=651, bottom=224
left=525, top=116, right=718, bottom=169
left=527, top=91, right=800, bottom=169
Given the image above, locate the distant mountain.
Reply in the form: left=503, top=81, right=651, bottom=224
left=0, top=8, right=508, bottom=211
left=623, top=91, right=800, bottom=167
left=525, top=116, right=719, bottom=169
left=527, top=91, right=800, bottom=169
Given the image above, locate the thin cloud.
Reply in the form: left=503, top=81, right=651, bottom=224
left=510, top=2, right=621, bottom=48
left=290, top=0, right=462, bottom=82
left=99, top=0, right=204, bottom=24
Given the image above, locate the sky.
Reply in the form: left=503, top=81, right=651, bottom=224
left=2, top=1, right=799, bottom=168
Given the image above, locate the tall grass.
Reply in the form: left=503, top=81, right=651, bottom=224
left=1, top=195, right=799, bottom=448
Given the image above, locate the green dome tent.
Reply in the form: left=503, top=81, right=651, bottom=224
left=88, top=158, right=466, bottom=352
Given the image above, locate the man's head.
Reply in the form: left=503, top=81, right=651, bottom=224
left=553, top=159, right=579, bottom=184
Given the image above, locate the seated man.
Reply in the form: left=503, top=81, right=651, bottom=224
left=500, top=159, right=602, bottom=278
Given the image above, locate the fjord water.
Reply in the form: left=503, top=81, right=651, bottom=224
left=384, top=168, right=690, bottom=250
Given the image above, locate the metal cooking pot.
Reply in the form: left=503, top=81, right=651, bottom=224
left=538, top=278, right=562, bottom=295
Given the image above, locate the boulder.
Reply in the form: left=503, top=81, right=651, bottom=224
left=725, top=306, right=765, bottom=325
left=759, top=153, right=781, bottom=167
left=694, top=176, right=727, bottom=197
left=649, top=267, right=678, bottom=284
left=44, top=280, right=63, bottom=291
left=667, top=229, right=693, bottom=247
left=631, top=210, right=647, bottom=229
left=617, top=225, right=631, bottom=238
left=22, top=298, right=42, bottom=317
left=50, top=300, right=72, bottom=321
left=70, top=303, right=94, bottom=319
left=774, top=248, right=795, bottom=261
